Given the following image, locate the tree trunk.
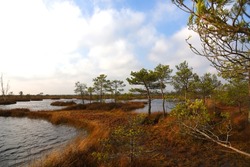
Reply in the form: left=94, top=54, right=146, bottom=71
left=184, top=91, right=187, bottom=101
left=81, top=92, right=84, bottom=104
left=182, top=123, right=250, bottom=158
left=248, top=72, right=250, bottom=123
left=161, top=87, right=166, bottom=117
left=114, top=93, right=117, bottom=104
left=184, top=87, right=187, bottom=101
left=146, top=86, right=151, bottom=115
left=100, top=83, right=103, bottom=103
left=89, top=93, right=92, bottom=104
left=162, top=98, right=166, bottom=117
left=196, top=127, right=250, bottom=158
left=148, top=94, right=151, bottom=115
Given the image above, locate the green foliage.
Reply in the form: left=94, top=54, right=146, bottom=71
left=218, top=61, right=250, bottom=81
left=171, top=99, right=212, bottom=123
left=92, top=149, right=107, bottom=161
left=127, top=68, right=159, bottom=115
left=87, top=86, right=94, bottom=103
left=74, top=81, right=87, bottom=104
left=172, top=61, right=196, bottom=100
left=173, top=0, right=250, bottom=75
left=109, top=80, right=126, bottom=103
left=127, top=68, right=158, bottom=88
left=92, top=114, right=147, bottom=166
left=215, top=79, right=248, bottom=111
left=154, top=64, right=173, bottom=85
left=91, top=138, right=111, bottom=164
left=196, top=0, right=206, bottom=15
left=173, top=0, right=250, bottom=123
left=193, top=73, right=221, bottom=100
left=171, top=99, right=231, bottom=141
left=93, top=74, right=110, bottom=102
left=154, top=64, right=173, bottom=115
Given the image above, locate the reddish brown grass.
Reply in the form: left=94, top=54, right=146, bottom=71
left=1, top=102, right=249, bottom=167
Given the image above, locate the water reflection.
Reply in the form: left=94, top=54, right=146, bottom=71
left=0, top=117, right=80, bottom=167
left=0, top=99, right=176, bottom=113
left=0, top=99, right=77, bottom=111
left=132, top=99, right=176, bottom=113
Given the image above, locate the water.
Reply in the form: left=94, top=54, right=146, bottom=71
left=133, top=99, right=177, bottom=113
left=0, top=98, right=176, bottom=113
left=0, top=99, right=81, bottom=111
left=0, top=98, right=175, bottom=166
left=0, top=117, right=80, bottom=167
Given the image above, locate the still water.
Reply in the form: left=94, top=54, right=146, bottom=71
left=132, top=99, right=176, bottom=113
left=0, top=117, right=80, bottom=167
left=0, top=99, right=176, bottom=113
left=0, top=99, right=175, bottom=166
left=0, top=99, right=73, bottom=111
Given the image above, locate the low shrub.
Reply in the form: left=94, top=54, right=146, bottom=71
left=65, top=104, right=87, bottom=110
left=0, top=108, right=30, bottom=117
left=0, top=100, right=16, bottom=105
left=64, top=102, right=145, bottom=112
left=51, top=101, right=76, bottom=106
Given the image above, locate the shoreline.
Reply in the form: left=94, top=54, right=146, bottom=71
left=0, top=109, right=111, bottom=166
left=0, top=102, right=146, bottom=166
left=0, top=102, right=250, bottom=166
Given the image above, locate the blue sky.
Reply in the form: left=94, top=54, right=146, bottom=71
left=0, top=0, right=215, bottom=94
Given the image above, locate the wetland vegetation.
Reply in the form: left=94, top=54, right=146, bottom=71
left=1, top=1, right=250, bottom=166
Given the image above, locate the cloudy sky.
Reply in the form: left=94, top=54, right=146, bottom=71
left=0, top=0, right=216, bottom=95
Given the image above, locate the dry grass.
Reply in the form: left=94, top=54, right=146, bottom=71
left=50, top=101, right=76, bottom=106
left=0, top=102, right=250, bottom=166
left=65, top=101, right=145, bottom=111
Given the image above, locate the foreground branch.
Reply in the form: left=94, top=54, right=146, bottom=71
left=182, top=122, right=250, bottom=158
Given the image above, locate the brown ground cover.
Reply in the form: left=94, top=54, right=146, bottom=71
left=50, top=100, right=76, bottom=106
left=0, top=102, right=249, bottom=167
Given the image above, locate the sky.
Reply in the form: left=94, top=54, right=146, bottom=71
left=0, top=0, right=216, bottom=95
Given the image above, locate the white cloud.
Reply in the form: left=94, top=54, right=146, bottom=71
left=148, top=27, right=214, bottom=75
left=0, top=0, right=144, bottom=94
left=152, top=1, right=179, bottom=23
left=0, top=0, right=216, bottom=95
left=87, top=39, right=138, bottom=76
left=0, top=0, right=85, bottom=78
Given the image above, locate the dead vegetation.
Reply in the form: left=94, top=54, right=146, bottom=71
left=50, top=100, right=76, bottom=106
left=0, top=101, right=249, bottom=166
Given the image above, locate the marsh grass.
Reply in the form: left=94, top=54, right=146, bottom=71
left=0, top=102, right=250, bottom=166
left=50, top=101, right=76, bottom=106
left=65, top=101, right=145, bottom=111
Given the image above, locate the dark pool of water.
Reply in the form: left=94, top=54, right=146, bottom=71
left=0, top=117, right=82, bottom=167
